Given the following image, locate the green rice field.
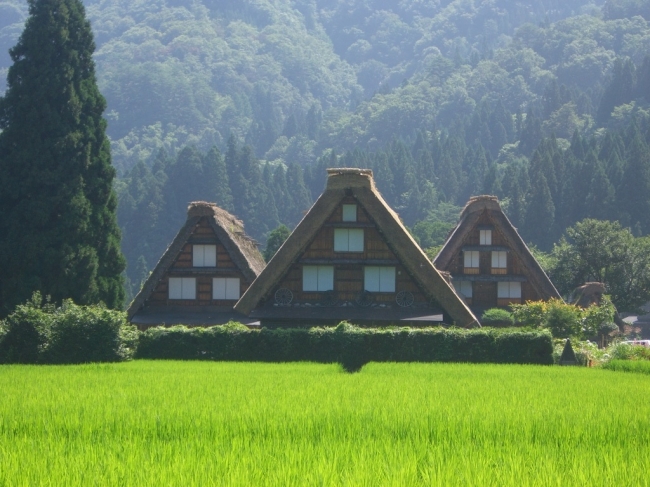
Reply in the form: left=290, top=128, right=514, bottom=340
left=0, top=361, right=648, bottom=486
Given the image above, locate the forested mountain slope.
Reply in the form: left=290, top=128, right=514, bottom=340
left=2, top=0, right=650, bottom=301
left=5, top=0, right=649, bottom=172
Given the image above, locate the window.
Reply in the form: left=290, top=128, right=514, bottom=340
left=193, top=245, right=217, bottom=267
left=334, top=228, right=364, bottom=252
left=169, top=277, right=196, bottom=299
left=453, top=280, right=473, bottom=298
left=213, top=278, right=240, bottom=300
left=342, top=204, right=357, bottom=222
left=491, top=251, right=507, bottom=274
left=303, top=266, right=334, bottom=291
left=480, top=229, right=492, bottom=245
left=464, top=250, right=479, bottom=274
left=364, top=266, right=396, bottom=293
left=498, top=282, right=521, bottom=299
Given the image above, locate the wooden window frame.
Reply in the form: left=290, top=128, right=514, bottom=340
left=169, top=277, right=196, bottom=300
left=464, top=250, right=480, bottom=274
left=303, top=266, right=334, bottom=292
left=342, top=204, right=357, bottom=222
left=193, top=244, right=217, bottom=267
left=491, top=251, right=507, bottom=274
left=212, top=277, right=240, bottom=300
left=334, top=228, right=364, bottom=252
left=497, top=282, right=521, bottom=305
left=364, top=266, right=396, bottom=293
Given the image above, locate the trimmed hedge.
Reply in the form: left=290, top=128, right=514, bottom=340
left=136, top=322, right=554, bottom=365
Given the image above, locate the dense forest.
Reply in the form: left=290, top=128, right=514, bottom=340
left=1, top=0, right=650, bottom=302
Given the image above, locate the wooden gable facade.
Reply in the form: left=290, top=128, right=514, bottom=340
left=235, top=168, right=478, bottom=328
left=127, top=202, right=265, bottom=329
left=434, top=196, right=561, bottom=318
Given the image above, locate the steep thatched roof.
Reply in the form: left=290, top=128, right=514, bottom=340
left=434, top=195, right=561, bottom=300
left=127, top=202, right=265, bottom=320
left=570, top=282, right=605, bottom=308
left=235, top=168, right=478, bottom=327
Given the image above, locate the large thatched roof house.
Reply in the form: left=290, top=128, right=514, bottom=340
left=235, top=168, right=478, bottom=327
left=127, top=202, right=265, bottom=329
left=434, top=195, right=561, bottom=317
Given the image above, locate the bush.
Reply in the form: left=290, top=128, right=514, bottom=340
left=0, top=293, right=136, bottom=364
left=480, top=308, right=514, bottom=326
left=0, top=293, right=54, bottom=363
left=511, top=298, right=616, bottom=339
left=136, top=323, right=554, bottom=365
left=511, top=301, right=547, bottom=327
left=545, top=300, right=582, bottom=338
left=608, top=342, right=650, bottom=361
left=44, top=301, right=137, bottom=364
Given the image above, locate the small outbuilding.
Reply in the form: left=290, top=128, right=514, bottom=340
left=235, top=168, right=478, bottom=328
left=434, top=195, right=561, bottom=318
left=127, top=202, right=265, bottom=329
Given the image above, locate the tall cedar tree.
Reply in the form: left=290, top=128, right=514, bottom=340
left=0, top=0, right=125, bottom=316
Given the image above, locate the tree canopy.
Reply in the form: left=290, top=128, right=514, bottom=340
left=0, top=0, right=125, bottom=316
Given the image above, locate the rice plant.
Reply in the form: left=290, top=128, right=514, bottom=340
left=0, top=362, right=648, bottom=486
left=602, top=359, right=650, bottom=375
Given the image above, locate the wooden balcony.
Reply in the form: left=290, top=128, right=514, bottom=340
left=491, top=268, right=508, bottom=275
left=464, top=267, right=480, bottom=275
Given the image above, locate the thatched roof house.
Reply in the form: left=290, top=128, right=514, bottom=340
left=434, top=195, right=561, bottom=317
left=235, top=168, right=478, bottom=327
left=127, top=202, right=265, bottom=329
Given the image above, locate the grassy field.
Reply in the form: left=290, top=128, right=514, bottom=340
left=602, top=359, right=650, bottom=374
left=0, top=361, right=648, bottom=486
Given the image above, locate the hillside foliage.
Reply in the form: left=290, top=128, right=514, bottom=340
left=2, top=0, right=650, bottom=306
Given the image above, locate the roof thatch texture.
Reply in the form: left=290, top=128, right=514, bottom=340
left=570, top=282, right=605, bottom=308
left=127, top=202, right=265, bottom=320
left=434, top=195, right=561, bottom=301
left=235, top=168, right=478, bottom=327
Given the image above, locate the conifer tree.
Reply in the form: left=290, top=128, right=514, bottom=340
left=524, top=172, right=555, bottom=250
left=0, top=0, right=125, bottom=316
left=204, top=146, right=233, bottom=212
left=619, top=129, right=650, bottom=233
left=285, top=163, right=312, bottom=226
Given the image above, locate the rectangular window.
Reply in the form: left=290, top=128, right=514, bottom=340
left=480, top=230, right=492, bottom=245
left=498, top=282, right=521, bottom=299
left=193, top=245, right=217, bottom=267
left=491, top=251, right=507, bottom=268
left=364, top=266, right=396, bottom=293
left=342, top=204, right=357, bottom=222
left=168, top=277, right=196, bottom=299
left=303, top=266, right=334, bottom=292
left=453, top=280, right=473, bottom=298
left=213, top=278, right=240, bottom=300
left=334, top=228, right=364, bottom=252
left=464, top=250, right=479, bottom=274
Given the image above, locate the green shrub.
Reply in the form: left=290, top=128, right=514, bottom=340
left=480, top=308, right=514, bottom=325
left=511, top=298, right=615, bottom=339
left=136, top=323, right=554, bottom=365
left=608, top=342, right=650, bottom=361
left=0, top=293, right=54, bottom=364
left=511, top=301, right=547, bottom=327
left=0, top=293, right=135, bottom=364
left=44, top=301, right=136, bottom=364
left=545, top=300, right=582, bottom=338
